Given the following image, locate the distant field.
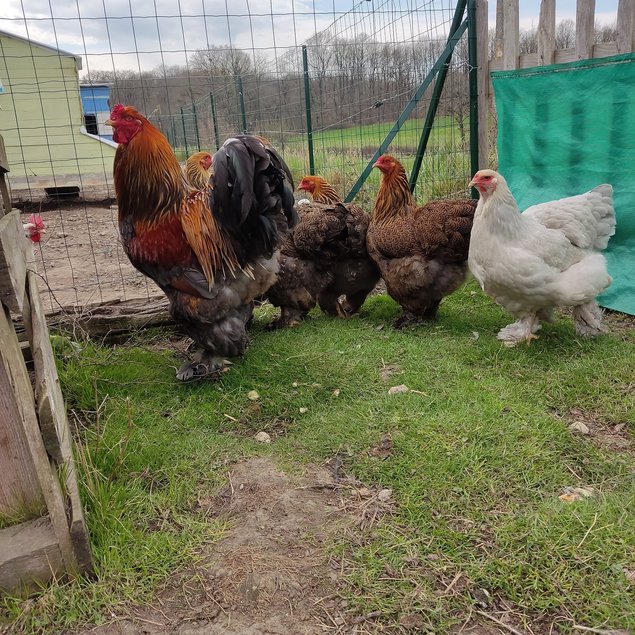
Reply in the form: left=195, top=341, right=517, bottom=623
left=176, top=115, right=473, bottom=205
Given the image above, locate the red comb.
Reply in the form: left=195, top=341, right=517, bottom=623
left=111, top=104, right=126, bottom=116
left=28, top=213, right=45, bottom=229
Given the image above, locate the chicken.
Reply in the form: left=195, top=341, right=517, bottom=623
left=23, top=213, right=46, bottom=243
left=106, top=104, right=296, bottom=380
left=265, top=176, right=379, bottom=328
left=367, top=155, right=477, bottom=328
left=297, top=175, right=341, bottom=204
left=468, top=169, right=615, bottom=344
left=185, top=151, right=213, bottom=189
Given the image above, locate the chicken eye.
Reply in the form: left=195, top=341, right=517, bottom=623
left=125, top=116, right=133, bottom=121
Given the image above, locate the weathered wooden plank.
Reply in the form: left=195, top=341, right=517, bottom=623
left=28, top=270, right=69, bottom=463
left=502, top=0, right=519, bottom=70
left=0, top=211, right=27, bottom=313
left=0, top=135, right=9, bottom=174
left=489, top=42, right=620, bottom=72
left=576, top=0, right=596, bottom=60
left=45, top=295, right=172, bottom=337
left=26, top=270, right=93, bottom=574
left=0, top=516, right=64, bottom=592
left=476, top=0, right=490, bottom=167
left=0, top=177, right=11, bottom=218
left=0, top=340, right=44, bottom=520
left=0, top=303, right=78, bottom=577
left=617, top=0, right=634, bottom=54
left=537, top=0, right=556, bottom=65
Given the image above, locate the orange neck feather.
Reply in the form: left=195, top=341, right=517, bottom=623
left=373, top=163, right=414, bottom=223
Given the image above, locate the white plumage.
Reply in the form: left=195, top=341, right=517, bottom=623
left=468, top=169, right=616, bottom=344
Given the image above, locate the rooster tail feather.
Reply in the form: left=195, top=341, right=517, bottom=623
left=211, top=134, right=297, bottom=264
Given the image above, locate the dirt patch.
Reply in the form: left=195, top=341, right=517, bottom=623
left=25, top=204, right=160, bottom=312
left=73, top=458, right=357, bottom=635
left=566, top=408, right=633, bottom=453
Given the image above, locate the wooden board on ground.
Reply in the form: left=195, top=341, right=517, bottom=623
left=0, top=516, right=64, bottom=592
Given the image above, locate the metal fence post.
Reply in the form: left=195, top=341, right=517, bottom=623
left=180, top=107, right=189, bottom=158
left=468, top=0, right=479, bottom=190
left=302, top=45, right=315, bottom=175
left=209, top=92, right=220, bottom=150
left=409, top=0, right=467, bottom=193
left=192, top=101, right=202, bottom=151
left=235, top=75, right=248, bottom=133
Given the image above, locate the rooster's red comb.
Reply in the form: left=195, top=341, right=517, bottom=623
left=111, top=104, right=126, bottom=116
left=27, top=213, right=45, bottom=229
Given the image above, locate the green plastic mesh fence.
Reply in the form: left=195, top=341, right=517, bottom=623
left=492, top=53, right=635, bottom=316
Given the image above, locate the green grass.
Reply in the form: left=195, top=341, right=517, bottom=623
left=2, top=283, right=633, bottom=633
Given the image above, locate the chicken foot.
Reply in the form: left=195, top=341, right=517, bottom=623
left=267, top=306, right=309, bottom=330
left=176, top=350, right=230, bottom=382
left=572, top=301, right=606, bottom=338
left=497, top=314, right=542, bottom=345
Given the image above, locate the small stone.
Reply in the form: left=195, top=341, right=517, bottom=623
left=388, top=384, right=409, bottom=395
left=358, top=487, right=372, bottom=497
left=569, top=421, right=590, bottom=435
left=247, top=390, right=260, bottom=401
left=378, top=488, right=392, bottom=502
left=292, top=381, right=298, bottom=388
left=332, top=389, right=340, bottom=397
left=299, top=407, right=308, bottom=414
left=254, top=431, right=271, bottom=444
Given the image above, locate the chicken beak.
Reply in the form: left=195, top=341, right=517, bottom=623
left=105, top=119, right=113, bottom=127
left=468, top=178, right=476, bottom=188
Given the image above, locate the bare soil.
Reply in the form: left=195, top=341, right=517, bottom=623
left=24, top=204, right=160, bottom=313
left=73, top=458, right=356, bottom=635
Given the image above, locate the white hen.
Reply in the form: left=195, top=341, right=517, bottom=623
left=468, top=169, right=615, bottom=344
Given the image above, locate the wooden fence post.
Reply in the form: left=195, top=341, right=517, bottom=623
left=476, top=0, right=489, bottom=168
left=576, top=0, right=596, bottom=60
left=502, top=0, right=519, bottom=70
left=538, top=0, right=556, bottom=65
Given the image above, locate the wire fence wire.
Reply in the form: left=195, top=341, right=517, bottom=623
left=1, top=0, right=473, bottom=311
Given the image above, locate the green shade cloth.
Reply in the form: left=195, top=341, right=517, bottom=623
left=492, top=53, right=635, bottom=315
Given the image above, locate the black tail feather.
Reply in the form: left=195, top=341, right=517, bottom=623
left=211, top=135, right=297, bottom=264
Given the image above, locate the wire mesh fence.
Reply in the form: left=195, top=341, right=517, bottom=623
left=1, top=0, right=474, bottom=311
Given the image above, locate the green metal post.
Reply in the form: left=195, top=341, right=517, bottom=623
left=180, top=107, right=189, bottom=157
left=345, top=19, right=468, bottom=202
left=192, top=101, right=202, bottom=151
left=409, top=0, right=467, bottom=193
left=302, top=45, right=315, bottom=176
left=236, top=75, right=248, bottom=133
left=468, top=0, right=479, bottom=192
left=209, top=92, right=220, bottom=150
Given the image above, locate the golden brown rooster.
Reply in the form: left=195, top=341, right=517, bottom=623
left=367, top=155, right=476, bottom=328
left=265, top=176, right=379, bottom=328
left=107, top=105, right=296, bottom=380
left=185, top=151, right=213, bottom=190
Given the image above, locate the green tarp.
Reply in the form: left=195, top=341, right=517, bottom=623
left=492, top=53, right=635, bottom=315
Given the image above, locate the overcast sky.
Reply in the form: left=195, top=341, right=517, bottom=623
left=0, top=0, right=619, bottom=74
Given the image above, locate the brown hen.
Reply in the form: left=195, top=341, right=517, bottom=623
left=367, top=155, right=476, bottom=328
left=185, top=151, right=213, bottom=189
left=266, top=176, right=380, bottom=328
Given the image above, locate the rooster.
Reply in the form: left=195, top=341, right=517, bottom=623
left=106, top=105, right=296, bottom=380
left=185, top=151, right=213, bottom=190
left=468, top=169, right=615, bottom=344
left=266, top=176, right=379, bottom=328
left=23, top=213, right=46, bottom=243
left=367, top=155, right=477, bottom=328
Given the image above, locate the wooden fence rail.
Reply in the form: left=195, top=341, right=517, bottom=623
left=0, top=139, right=92, bottom=592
